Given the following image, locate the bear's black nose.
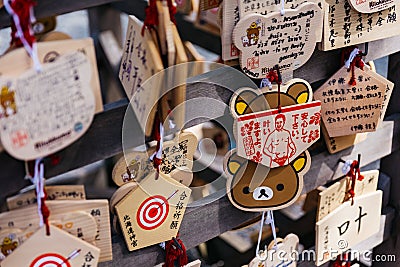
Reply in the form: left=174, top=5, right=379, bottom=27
left=258, top=189, right=269, bottom=198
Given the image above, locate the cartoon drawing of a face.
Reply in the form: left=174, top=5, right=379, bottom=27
left=275, top=114, right=285, bottom=130
left=0, top=86, right=17, bottom=117
left=246, top=22, right=261, bottom=46
left=242, top=36, right=250, bottom=47
left=225, top=150, right=309, bottom=210
left=226, top=80, right=313, bottom=210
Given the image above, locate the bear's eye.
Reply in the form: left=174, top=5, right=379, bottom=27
left=242, top=186, right=250, bottom=194
left=276, top=184, right=284, bottom=191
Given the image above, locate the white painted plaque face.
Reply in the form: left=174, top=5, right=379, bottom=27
left=0, top=52, right=95, bottom=160
left=315, top=191, right=382, bottom=266
left=236, top=102, right=321, bottom=168
left=317, top=170, right=379, bottom=221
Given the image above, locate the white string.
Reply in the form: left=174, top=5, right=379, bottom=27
left=33, top=158, right=44, bottom=227
left=4, top=0, right=42, bottom=72
left=344, top=48, right=360, bottom=69
left=266, top=211, right=278, bottom=250
left=280, top=0, right=285, bottom=16
left=260, top=78, right=273, bottom=89
left=256, top=211, right=267, bottom=261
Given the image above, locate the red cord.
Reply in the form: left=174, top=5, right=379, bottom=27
left=40, top=189, right=51, bottom=235
left=166, top=0, right=177, bottom=24
left=151, top=116, right=162, bottom=175
left=163, top=236, right=188, bottom=267
left=348, top=53, right=364, bottom=86
left=346, top=160, right=364, bottom=205
left=142, top=0, right=158, bottom=35
left=8, top=0, right=37, bottom=48
left=341, top=47, right=364, bottom=86
left=266, top=68, right=282, bottom=112
left=330, top=253, right=351, bottom=267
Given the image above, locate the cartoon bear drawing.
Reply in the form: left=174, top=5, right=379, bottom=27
left=246, top=22, right=261, bottom=46
left=225, top=79, right=313, bottom=211
left=242, top=36, right=250, bottom=47
left=0, top=86, right=17, bottom=117
left=0, top=237, right=18, bottom=257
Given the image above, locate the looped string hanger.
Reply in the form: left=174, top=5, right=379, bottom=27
left=265, top=211, right=278, bottom=249
left=256, top=211, right=268, bottom=261
left=33, top=158, right=51, bottom=235
left=255, top=211, right=279, bottom=261
left=4, top=0, right=42, bottom=72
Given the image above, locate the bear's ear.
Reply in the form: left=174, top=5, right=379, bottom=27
left=286, top=79, right=313, bottom=104
left=291, top=150, right=311, bottom=175
left=224, top=150, right=246, bottom=176
left=230, top=87, right=267, bottom=117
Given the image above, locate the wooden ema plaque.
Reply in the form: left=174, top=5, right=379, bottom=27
left=314, top=66, right=387, bottom=137
left=0, top=38, right=103, bottom=113
left=113, top=132, right=197, bottom=186
left=0, top=52, right=95, bottom=160
left=0, top=211, right=97, bottom=261
left=0, top=200, right=112, bottom=262
left=119, top=15, right=164, bottom=136
left=7, top=185, right=86, bottom=210
left=221, top=0, right=323, bottom=61
left=321, top=65, right=393, bottom=153
left=315, top=190, right=382, bottom=266
left=322, top=0, right=400, bottom=51
left=1, top=225, right=100, bottom=267
left=232, top=2, right=323, bottom=79
left=225, top=150, right=311, bottom=211
left=317, top=170, right=379, bottom=221
left=115, top=172, right=191, bottom=251
left=232, top=79, right=321, bottom=168
left=349, top=0, right=394, bottom=13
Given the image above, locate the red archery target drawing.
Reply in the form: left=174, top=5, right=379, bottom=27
left=29, top=253, right=71, bottom=267
left=136, top=195, right=169, bottom=230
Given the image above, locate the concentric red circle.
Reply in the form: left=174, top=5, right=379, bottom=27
left=30, top=253, right=71, bottom=267
left=136, top=195, right=169, bottom=230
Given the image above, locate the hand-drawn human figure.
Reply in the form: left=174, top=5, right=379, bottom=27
left=263, top=114, right=296, bottom=167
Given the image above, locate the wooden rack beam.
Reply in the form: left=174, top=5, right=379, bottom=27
left=0, top=65, right=399, bottom=204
